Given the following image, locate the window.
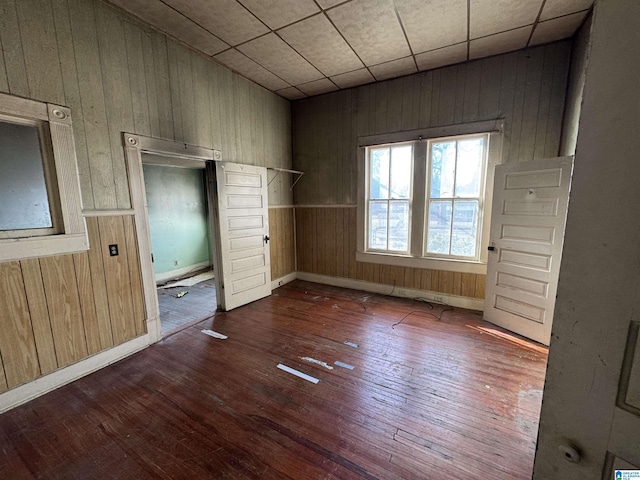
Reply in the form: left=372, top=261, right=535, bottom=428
left=358, top=120, right=503, bottom=274
left=0, top=92, right=88, bottom=262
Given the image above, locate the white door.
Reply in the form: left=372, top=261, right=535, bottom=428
left=484, top=157, right=573, bottom=346
left=214, top=162, right=271, bottom=311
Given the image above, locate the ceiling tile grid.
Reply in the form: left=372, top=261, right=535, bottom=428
left=105, top=0, right=594, bottom=100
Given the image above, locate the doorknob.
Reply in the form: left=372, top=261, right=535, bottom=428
left=264, top=235, right=270, bottom=244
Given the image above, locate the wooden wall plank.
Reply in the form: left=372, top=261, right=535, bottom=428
left=123, top=20, right=151, bottom=137
left=518, top=47, right=545, bottom=162
left=177, top=49, right=197, bottom=145
left=123, top=216, right=146, bottom=336
left=545, top=41, right=571, bottom=158
left=68, top=0, right=117, bottom=210
left=141, top=30, right=160, bottom=138
left=0, top=31, right=9, bottom=93
left=97, top=216, right=138, bottom=345
left=475, top=275, right=486, bottom=299
left=51, top=0, right=94, bottom=210
left=95, top=1, right=135, bottom=210
left=72, top=252, right=102, bottom=355
left=151, top=32, right=174, bottom=140
left=437, top=65, right=456, bottom=126
left=166, top=40, right=183, bottom=142
left=0, top=351, right=7, bottom=393
left=15, top=0, right=65, bottom=104
left=85, top=217, right=115, bottom=350
left=40, top=255, right=88, bottom=368
left=193, top=54, right=213, bottom=149
left=21, top=259, right=58, bottom=374
left=0, top=262, right=40, bottom=388
left=0, top=0, right=29, bottom=97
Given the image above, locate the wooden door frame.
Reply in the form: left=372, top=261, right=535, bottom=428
left=123, top=133, right=223, bottom=342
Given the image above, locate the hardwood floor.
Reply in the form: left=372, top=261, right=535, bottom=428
left=158, top=277, right=217, bottom=334
left=0, top=280, right=547, bottom=479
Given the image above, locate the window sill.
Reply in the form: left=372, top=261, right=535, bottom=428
left=0, top=232, right=89, bottom=263
left=356, top=251, right=487, bottom=275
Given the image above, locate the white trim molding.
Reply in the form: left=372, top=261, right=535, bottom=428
left=271, top=271, right=297, bottom=290
left=296, top=272, right=484, bottom=311
left=0, top=334, right=151, bottom=414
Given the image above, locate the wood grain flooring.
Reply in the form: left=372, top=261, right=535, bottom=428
left=0, top=280, right=547, bottom=479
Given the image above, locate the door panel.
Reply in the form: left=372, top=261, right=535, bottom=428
left=484, top=157, right=573, bottom=346
left=215, top=162, right=271, bottom=311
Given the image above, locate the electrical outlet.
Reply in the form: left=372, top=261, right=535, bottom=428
left=108, top=244, right=118, bottom=256
left=278, top=280, right=283, bottom=286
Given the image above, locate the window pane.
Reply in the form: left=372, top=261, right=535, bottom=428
left=430, top=141, right=456, bottom=198
left=451, top=200, right=479, bottom=257
left=368, top=201, right=388, bottom=250
left=455, top=138, right=483, bottom=197
left=388, top=200, right=409, bottom=252
left=0, top=121, right=52, bottom=230
left=390, top=145, right=411, bottom=199
left=427, top=200, right=452, bottom=254
left=369, top=148, right=389, bottom=199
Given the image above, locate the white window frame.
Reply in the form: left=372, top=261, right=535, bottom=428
left=357, top=120, right=504, bottom=275
left=0, top=92, right=88, bottom=262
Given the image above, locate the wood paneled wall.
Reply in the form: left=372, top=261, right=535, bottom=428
left=268, top=208, right=295, bottom=280
left=292, top=41, right=571, bottom=206
left=296, top=207, right=485, bottom=300
left=0, top=0, right=292, bottom=207
left=0, top=215, right=145, bottom=393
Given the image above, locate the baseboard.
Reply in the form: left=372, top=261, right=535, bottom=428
left=0, top=334, right=151, bottom=414
left=271, top=271, right=297, bottom=290
left=296, top=272, right=484, bottom=311
left=155, top=261, right=211, bottom=284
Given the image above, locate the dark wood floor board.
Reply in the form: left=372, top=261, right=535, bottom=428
left=0, top=280, right=547, bottom=479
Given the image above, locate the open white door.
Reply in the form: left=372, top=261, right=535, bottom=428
left=213, top=162, right=271, bottom=311
left=484, top=156, right=573, bottom=346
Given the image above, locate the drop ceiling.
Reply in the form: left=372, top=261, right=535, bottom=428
left=105, top=0, right=592, bottom=100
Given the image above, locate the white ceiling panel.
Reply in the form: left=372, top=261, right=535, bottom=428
left=279, top=14, right=364, bottom=77
left=214, top=49, right=290, bottom=91
left=163, top=0, right=268, bottom=46
left=238, top=33, right=323, bottom=85
left=469, top=26, right=532, bottom=60
left=327, top=0, right=411, bottom=66
left=105, top=0, right=595, bottom=100
left=540, top=0, right=593, bottom=21
left=296, top=78, right=339, bottom=96
left=415, top=42, right=468, bottom=71
left=108, top=0, right=229, bottom=55
left=330, top=68, right=375, bottom=89
left=370, top=57, right=417, bottom=81
left=316, top=0, right=349, bottom=9
left=395, top=0, right=467, bottom=54
left=530, top=11, right=588, bottom=46
left=275, top=87, right=307, bottom=100
left=470, top=0, right=543, bottom=39
left=239, top=0, right=319, bottom=30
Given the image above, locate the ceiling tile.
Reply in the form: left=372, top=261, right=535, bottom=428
left=330, top=68, right=375, bottom=89
left=469, top=26, right=532, bottom=60
left=327, top=0, right=411, bottom=66
left=296, top=78, right=339, bottom=96
left=530, top=11, right=588, bottom=46
left=275, top=87, right=307, bottom=100
left=162, top=0, right=268, bottom=46
left=395, top=0, right=467, bottom=54
left=107, top=0, right=229, bottom=55
left=370, top=57, right=417, bottom=81
left=415, top=42, right=468, bottom=71
left=540, top=0, right=593, bottom=21
left=214, top=49, right=290, bottom=91
left=238, top=33, right=323, bottom=85
left=470, top=0, right=542, bottom=39
left=239, top=0, right=319, bottom=30
left=279, top=14, right=364, bottom=77
left=316, top=0, right=348, bottom=9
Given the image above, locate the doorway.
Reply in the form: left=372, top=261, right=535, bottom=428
left=141, top=159, right=216, bottom=335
